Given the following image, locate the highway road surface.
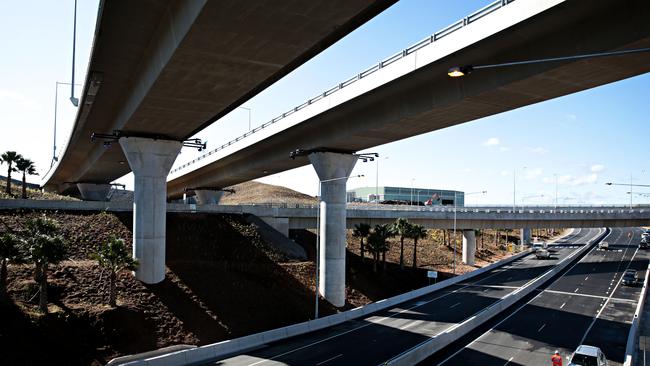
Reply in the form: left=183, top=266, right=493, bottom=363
left=203, top=228, right=602, bottom=366
left=431, top=227, right=648, bottom=366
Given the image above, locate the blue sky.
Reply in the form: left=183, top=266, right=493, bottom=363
left=1, top=1, right=649, bottom=205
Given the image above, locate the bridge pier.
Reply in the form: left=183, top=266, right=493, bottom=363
left=462, top=229, right=476, bottom=266
left=77, top=183, right=111, bottom=201
left=195, top=189, right=224, bottom=204
left=119, top=137, right=182, bottom=284
left=520, top=227, right=532, bottom=247
left=308, top=151, right=358, bottom=307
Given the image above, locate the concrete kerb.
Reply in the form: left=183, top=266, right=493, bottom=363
left=114, top=235, right=564, bottom=366
left=624, top=261, right=650, bottom=366
left=383, top=228, right=609, bottom=366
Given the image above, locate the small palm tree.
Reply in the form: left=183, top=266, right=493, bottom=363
left=20, top=216, right=67, bottom=313
left=0, top=233, right=21, bottom=295
left=15, top=158, right=38, bottom=199
left=352, top=223, right=371, bottom=263
left=407, top=225, right=428, bottom=270
left=373, top=224, right=394, bottom=271
left=0, top=151, right=23, bottom=195
left=392, top=218, right=412, bottom=270
left=94, top=237, right=138, bottom=307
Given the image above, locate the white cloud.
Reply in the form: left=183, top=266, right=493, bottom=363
left=525, top=168, right=543, bottom=180
left=528, top=147, right=548, bottom=154
left=590, top=164, right=605, bottom=173
left=499, top=146, right=510, bottom=152
left=0, top=89, right=41, bottom=111
left=500, top=170, right=510, bottom=176
left=483, top=137, right=500, bottom=147
left=545, top=173, right=598, bottom=186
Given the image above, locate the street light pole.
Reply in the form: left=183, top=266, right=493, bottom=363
left=52, top=81, right=81, bottom=167
left=375, top=156, right=387, bottom=206
left=410, top=178, right=415, bottom=206
left=70, top=0, right=79, bottom=106
left=554, top=173, right=558, bottom=209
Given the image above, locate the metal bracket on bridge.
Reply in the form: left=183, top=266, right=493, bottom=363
left=289, top=148, right=378, bottom=162
left=91, top=130, right=207, bottom=151
left=184, top=187, right=236, bottom=194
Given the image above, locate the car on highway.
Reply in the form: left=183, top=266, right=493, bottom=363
left=622, top=269, right=639, bottom=286
left=567, top=345, right=608, bottom=366
left=598, top=241, right=609, bottom=250
left=641, top=237, right=649, bottom=249
left=535, top=248, right=551, bottom=259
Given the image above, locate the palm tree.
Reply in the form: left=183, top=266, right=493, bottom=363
left=407, top=225, right=428, bottom=270
left=352, top=223, right=371, bottom=263
left=20, top=216, right=67, bottom=313
left=93, top=237, right=138, bottom=307
left=366, top=232, right=383, bottom=273
left=0, top=151, right=23, bottom=195
left=392, top=218, right=412, bottom=270
left=373, top=224, right=394, bottom=271
left=0, top=233, right=21, bottom=295
left=15, top=158, right=38, bottom=199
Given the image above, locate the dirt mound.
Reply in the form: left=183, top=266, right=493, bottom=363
left=0, top=179, right=78, bottom=201
left=221, top=181, right=317, bottom=205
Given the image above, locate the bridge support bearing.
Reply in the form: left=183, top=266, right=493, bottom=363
left=195, top=190, right=224, bottom=204
left=119, top=137, right=182, bottom=284
left=520, top=227, right=532, bottom=247
left=462, top=229, right=476, bottom=266
left=308, top=151, right=358, bottom=307
left=77, top=183, right=111, bottom=201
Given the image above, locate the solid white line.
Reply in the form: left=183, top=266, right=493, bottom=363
left=436, top=229, right=602, bottom=366
left=538, top=323, right=546, bottom=332
left=316, top=353, right=343, bottom=365
left=543, top=289, right=637, bottom=303
left=450, top=302, right=461, bottom=309
left=577, top=229, right=639, bottom=346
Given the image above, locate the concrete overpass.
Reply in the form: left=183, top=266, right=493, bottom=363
left=40, top=0, right=396, bottom=284
left=162, top=0, right=650, bottom=305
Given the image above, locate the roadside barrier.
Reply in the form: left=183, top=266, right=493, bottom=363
left=623, top=261, right=650, bottom=366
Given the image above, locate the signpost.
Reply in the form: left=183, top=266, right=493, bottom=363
left=427, top=270, right=438, bottom=285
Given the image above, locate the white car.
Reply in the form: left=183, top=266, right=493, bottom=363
left=598, top=241, right=609, bottom=250
left=568, top=345, right=608, bottom=366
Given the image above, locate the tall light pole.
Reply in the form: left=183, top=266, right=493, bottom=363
left=410, top=178, right=415, bottom=206
left=554, top=173, right=558, bottom=209
left=70, top=0, right=79, bottom=106
left=453, top=190, right=486, bottom=274
left=605, top=179, right=650, bottom=209
left=238, top=106, right=252, bottom=131
left=315, top=174, right=363, bottom=319
left=375, top=156, right=388, bottom=206
left=52, top=81, right=81, bottom=167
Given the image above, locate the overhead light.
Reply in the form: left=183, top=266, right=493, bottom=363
left=447, top=65, right=473, bottom=78
left=70, top=96, right=79, bottom=106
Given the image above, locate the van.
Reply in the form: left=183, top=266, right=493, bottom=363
left=568, top=345, right=608, bottom=366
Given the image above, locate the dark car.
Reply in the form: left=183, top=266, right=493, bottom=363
left=622, top=269, right=639, bottom=286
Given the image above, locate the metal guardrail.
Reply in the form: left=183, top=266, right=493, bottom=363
left=169, top=0, right=516, bottom=176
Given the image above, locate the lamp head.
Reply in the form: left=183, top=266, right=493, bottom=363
left=70, top=96, right=79, bottom=107
left=447, top=65, right=474, bottom=78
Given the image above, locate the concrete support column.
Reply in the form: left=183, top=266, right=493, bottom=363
left=308, top=152, right=357, bottom=307
left=462, top=229, right=476, bottom=266
left=119, top=137, right=182, bottom=284
left=77, top=183, right=111, bottom=201
left=521, top=227, right=532, bottom=247
left=195, top=190, right=224, bottom=204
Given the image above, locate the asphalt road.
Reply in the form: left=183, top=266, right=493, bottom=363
left=431, top=227, right=648, bottom=366
left=204, top=228, right=602, bottom=366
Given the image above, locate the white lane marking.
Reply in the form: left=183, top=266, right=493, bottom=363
left=585, top=276, right=589, bottom=281
left=543, top=289, right=636, bottom=303
left=560, top=302, right=566, bottom=309
left=574, top=288, right=579, bottom=293
left=538, top=323, right=546, bottom=332
left=437, top=228, right=602, bottom=366
left=473, top=285, right=520, bottom=290
left=504, top=356, right=514, bottom=365
left=450, top=302, right=461, bottom=309
left=577, top=229, right=640, bottom=346
left=316, top=353, right=343, bottom=365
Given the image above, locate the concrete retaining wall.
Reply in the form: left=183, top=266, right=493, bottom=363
left=623, top=262, right=650, bottom=366
left=383, top=228, right=608, bottom=366
left=113, top=238, right=551, bottom=365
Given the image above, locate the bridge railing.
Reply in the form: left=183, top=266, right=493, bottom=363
left=223, top=202, right=648, bottom=215
left=169, top=0, right=517, bottom=176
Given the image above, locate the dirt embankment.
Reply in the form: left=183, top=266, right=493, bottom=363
left=0, top=209, right=556, bottom=366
